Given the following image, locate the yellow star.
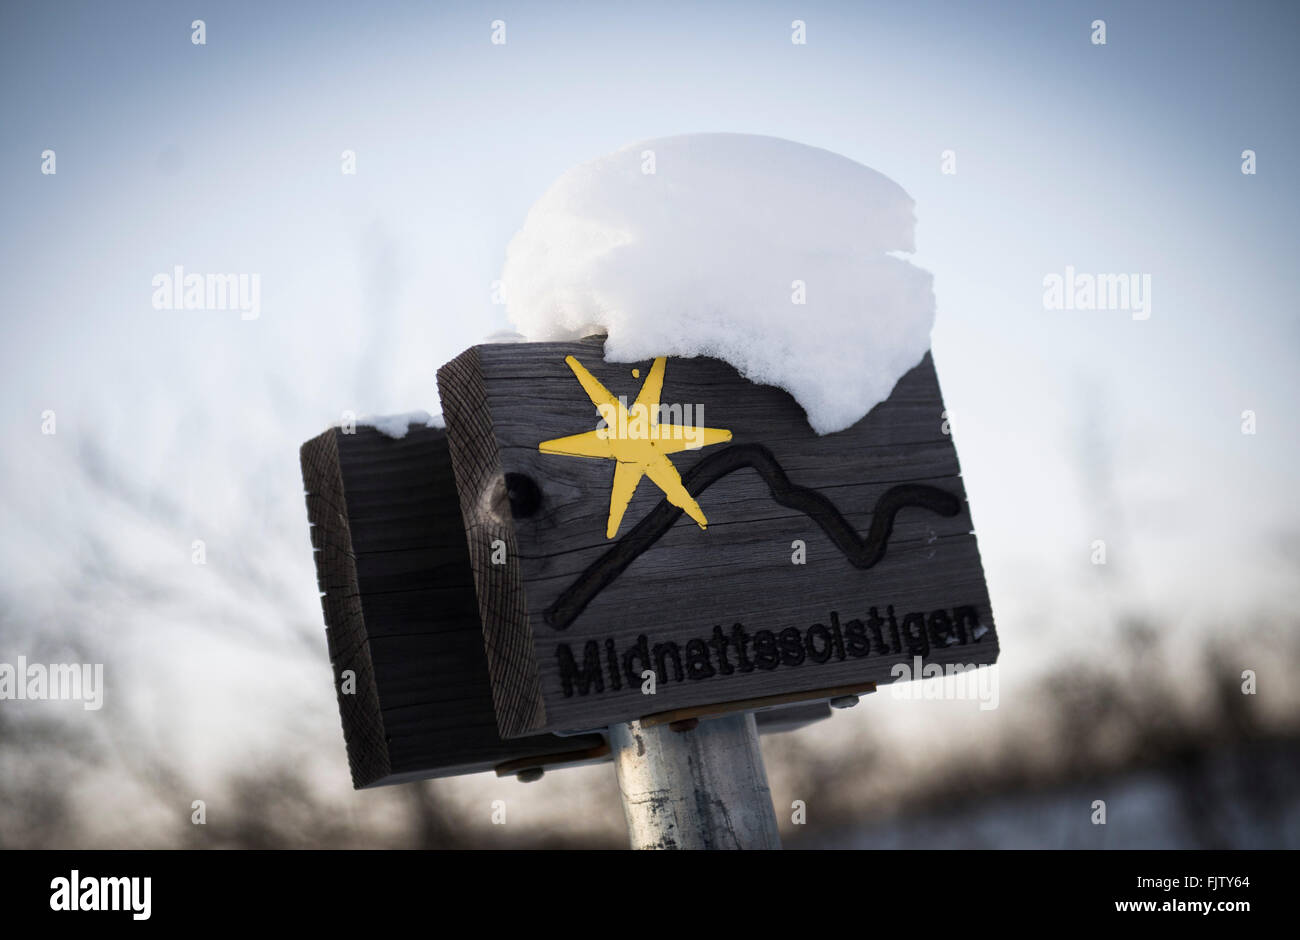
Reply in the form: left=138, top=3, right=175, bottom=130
left=539, top=356, right=732, bottom=538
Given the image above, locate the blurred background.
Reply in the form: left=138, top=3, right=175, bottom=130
left=1, top=0, right=1297, bottom=848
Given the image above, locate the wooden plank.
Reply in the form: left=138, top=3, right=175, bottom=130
left=640, top=684, right=875, bottom=729
left=752, top=701, right=834, bottom=734
left=299, top=425, right=605, bottom=787
left=493, top=743, right=611, bottom=778
left=437, top=337, right=998, bottom=739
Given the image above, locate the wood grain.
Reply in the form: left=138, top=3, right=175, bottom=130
left=299, top=424, right=604, bottom=787
left=438, top=337, right=998, bottom=738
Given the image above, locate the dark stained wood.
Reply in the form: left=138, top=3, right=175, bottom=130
left=438, top=337, right=999, bottom=739
left=299, top=424, right=605, bottom=787
left=640, top=684, right=875, bottom=728
left=752, top=701, right=834, bottom=734
left=493, top=743, right=611, bottom=778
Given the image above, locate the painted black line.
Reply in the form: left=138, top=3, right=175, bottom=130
left=544, top=443, right=962, bottom=631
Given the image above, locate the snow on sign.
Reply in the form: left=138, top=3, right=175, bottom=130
left=437, top=335, right=997, bottom=738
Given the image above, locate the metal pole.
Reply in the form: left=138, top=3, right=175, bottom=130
left=609, top=712, right=782, bottom=849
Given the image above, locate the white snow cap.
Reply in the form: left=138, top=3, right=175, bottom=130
left=357, top=411, right=444, bottom=439
left=501, top=133, right=935, bottom=434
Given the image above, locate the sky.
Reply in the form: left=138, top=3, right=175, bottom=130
left=1, top=0, right=1297, bottom=842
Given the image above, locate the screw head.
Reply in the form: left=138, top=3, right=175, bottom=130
left=516, top=767, right=544, bottom=782
left=830, top=695, right=860, bottom=709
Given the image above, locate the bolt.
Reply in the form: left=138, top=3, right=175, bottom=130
left=830, top=695, right=860, bottom=709
left=516, top=767, right=544, bottom=782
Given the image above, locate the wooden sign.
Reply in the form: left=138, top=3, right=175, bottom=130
left=300, top=424, right=607, bottom=787
left=438, top=336, right=997, bottom=739
left=299, top=422, right=834, bottom=787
